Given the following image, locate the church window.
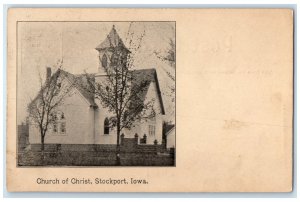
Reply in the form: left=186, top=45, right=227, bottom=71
left=53, top=124, right=57, bottom=133
left=104, top=118, right=110, bottom=135
left=102, top=54, right=108, bottom=68
left=52, top=111, right=66, bottom=135
left=59, top=112, right=66, bottom=134
left=60, top=123, right=66, bottom=134
left=149, top=125, right=155, bottom=136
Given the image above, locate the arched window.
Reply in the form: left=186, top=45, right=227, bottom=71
left=102, top=54, right=108, bottom=68
left=104, top=118, right=110, bottom=135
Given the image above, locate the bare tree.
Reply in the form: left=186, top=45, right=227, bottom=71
left=155, top=38, right=175, bottom=69
left=154, top=38, right=175, bottom=102
left=27, top=62, right=75, bottom=160
left=84, top=25, right=156, bottom=165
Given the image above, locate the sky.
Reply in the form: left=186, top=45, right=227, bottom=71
left=17, top=21, right=175, bottom=124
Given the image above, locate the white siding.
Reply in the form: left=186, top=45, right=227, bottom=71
left=94, top=80, right=164, bottom=145
left=94, top=100, right=118, bottom=144
left=166, top=128, right=175, bottom=148
left=28, top=74, right=166, bottom=146
left=140, top=82, right=164, bottom=144
left=29, top=87, right=94, bottom=144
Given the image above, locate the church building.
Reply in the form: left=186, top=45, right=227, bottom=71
left=28, top=26, right=166, bottom=146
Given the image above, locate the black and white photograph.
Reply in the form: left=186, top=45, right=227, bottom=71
left=17, top=21, right=176, bottom=166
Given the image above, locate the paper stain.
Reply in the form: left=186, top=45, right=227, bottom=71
left=270, top=92, right=282, bottom=105
left=223, top=119, right=247, bottom=130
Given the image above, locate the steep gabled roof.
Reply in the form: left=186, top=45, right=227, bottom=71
left=29, top=69, right=98, bottom=110
left=131, top=68, right=165, bottom=115
left=62, top=68, right=165, bottom=114
left=95, top=25, right=130, bottom=52
left=60, top=70, right=97, bottom=107
left=30, top=68, right=165, bottom=115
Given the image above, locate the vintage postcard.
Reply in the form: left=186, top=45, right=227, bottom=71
left=6, top=8, right=293, bottom=192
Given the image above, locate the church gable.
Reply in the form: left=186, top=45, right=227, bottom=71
left=61, top=70, right=97, bottom=107
left=131, top=68, right=165, bottom=115
left=28, top=69, right=97, bottom=111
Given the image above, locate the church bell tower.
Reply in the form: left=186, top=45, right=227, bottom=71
left=95, top=25, right=130, bottom=75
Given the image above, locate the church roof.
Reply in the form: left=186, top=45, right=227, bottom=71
left=68, top=68, right=165, bottom=114
left=130, top=68, right=165, bottom=115
left=30, top=68, right=165, bottom=115
left=163, top=123, right=175, bottom=136
left=95, top=25, right=130, bottom=52
left=61, top=70, right=97, bottom=107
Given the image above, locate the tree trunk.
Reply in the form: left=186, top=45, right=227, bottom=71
left=116, top=125, right=121, bottom=166
left=41, top=134, right=45, bottom=164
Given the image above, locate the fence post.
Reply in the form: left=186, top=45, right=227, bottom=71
left=134, top=133, right=139, bottom=145
left=162, top=138, right=166, bottom=150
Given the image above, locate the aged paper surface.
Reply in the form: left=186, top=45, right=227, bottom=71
left=7, top=8, right=293, bottom=192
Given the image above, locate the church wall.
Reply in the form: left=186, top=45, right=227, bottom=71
left=94, top=98, right=118, bottom=144
left=166, top=128, right=175, bottom=148
left=141, top=82, right=164, bottom=144
left=122, top=123, right=141, bottom=139
left=88, top=81, right=163, bottom=145
left=28, top=78, right=165, bottom=146
left=138, top=115, right=163, bottom=145
left=29, top=87, right=95, bottom=144
left=93, top=79, right=164, bottom=145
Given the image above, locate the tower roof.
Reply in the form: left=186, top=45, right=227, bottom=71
left=95, top=25, right=129, bottom=52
